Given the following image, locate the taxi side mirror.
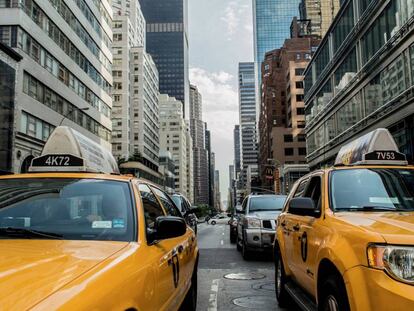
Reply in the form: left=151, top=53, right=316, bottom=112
left=152, top=216, right=187, bottom=241
left=289, top=198, right=316, bottom=216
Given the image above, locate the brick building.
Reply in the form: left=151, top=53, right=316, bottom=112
left=259, top=18, right=320, bottom=193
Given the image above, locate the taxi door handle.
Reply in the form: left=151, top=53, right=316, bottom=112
left=281, top=221, right=286, bottom=227
left=293, top=224, right=300, bottom=231
left=177, top=245, right=184, bottom=254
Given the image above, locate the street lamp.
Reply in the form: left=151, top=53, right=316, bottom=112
left=59, top=107, right=90, bottom=126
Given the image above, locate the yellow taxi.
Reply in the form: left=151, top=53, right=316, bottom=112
left=0, top=126, right=199, bottom=311
left=274, top=128, right=414, bottom=311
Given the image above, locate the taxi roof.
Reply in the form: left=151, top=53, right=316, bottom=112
left=334, top=128, right=408, bottom=166
left=29, top=126, right=119, bottom=174
left=0, top=172, right=135, bottom=182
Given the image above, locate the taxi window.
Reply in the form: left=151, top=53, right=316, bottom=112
left=151, top=187, right=182, bottom=218
left=293, top=179, right=308, bottom=197
left=0, top=179, right=134, bottom=241
left=138, top=184, right=165, bottom=229
left=303, top=176, right=322, bottom=212
left=330, top=169, right=414, bottom=211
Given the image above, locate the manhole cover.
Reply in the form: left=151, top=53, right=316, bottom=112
left=252, top=281, right=275, bottom=292
left=224, top=272, right=266, bottom=280
left=232, top=295, right=276, bottom=309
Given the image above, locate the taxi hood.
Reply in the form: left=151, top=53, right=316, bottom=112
left=336, top=212, right=414, bottom=244
left=248, top=210, right=282, bottom=220
left=0, top=240, right=128, bottom=310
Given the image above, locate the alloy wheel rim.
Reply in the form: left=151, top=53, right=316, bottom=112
left=325, top=295, right=339, bottom=311
left=276, top=260, right=282, bottom=296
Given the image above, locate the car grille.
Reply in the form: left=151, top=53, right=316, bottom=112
left=262, top=220, right=273, bottom=229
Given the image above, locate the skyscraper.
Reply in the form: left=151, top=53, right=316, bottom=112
left=253, top=0, right=301, bottom=67
left=299, top=0, right=340, bottom=38
left=233, top=125, right=241, bottom=177
left=190, top=85, right=209, bottom=205
left=111, top=2, right=159, bottom=171
left=138, top=0, right=190, bottom=117
left=0, top=0, right=112, bottom=173
left=238, top=62, right=258, bottom=192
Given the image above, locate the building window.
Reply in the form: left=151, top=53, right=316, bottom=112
left=284, top=134, right=293, bottom=142
left=332, top=2, right=354, bottom=53
left=295, top=68, right=304, bottom=76
left=296, top=94, right=304, bottom=102
left=298, top=148, right=307, bottom=156
left=334, top=48, right=357, bottom=93
left=295, top=81, right=304, bottom=89
left=20, top=111, right=55, bottom=141
left=297, top=107, right=305, bottom=115
left=297, top=121, right=305, bottom=128
left=298, top=134, right=306, bottom=142
left=285, top=148, right=294, bottom=156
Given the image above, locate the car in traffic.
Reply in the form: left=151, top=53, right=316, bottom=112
left=237, top=194, right=286, bottom=259
left=171, top=193, right=198, bottom=235
left=0, top=127, right=199, bottom=311
left=274, top=128, right=414, bottom=311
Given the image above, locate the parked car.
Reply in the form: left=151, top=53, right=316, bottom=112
left=237, top=194, right=286, bottom=259
left=171, top=194, right=198, bottom=235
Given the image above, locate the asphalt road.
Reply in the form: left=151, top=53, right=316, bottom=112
left=196, top=219, right=298, bottom=311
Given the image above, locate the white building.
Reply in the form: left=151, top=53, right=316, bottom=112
left=159, top=94, right=191, bottom=199
left=111, top=1, right=160, bottom=171
left=0, top=0, right=113, bottom=173
left=185, top=120, right=194, bottom=204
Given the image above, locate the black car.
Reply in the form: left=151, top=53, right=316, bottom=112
left=171, top=193, right=198, bottom=235
left=228, top=214, right=239, bottom=243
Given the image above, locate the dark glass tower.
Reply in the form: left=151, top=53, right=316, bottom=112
left=139, top=0, right=189, bottom=117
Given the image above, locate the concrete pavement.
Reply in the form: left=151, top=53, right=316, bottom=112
left=196, top=220, right=297, bottom=311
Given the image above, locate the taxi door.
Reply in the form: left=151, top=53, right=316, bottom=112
left=281, top=178, right=309, bottom=275
left=151, top=186, right=194, bottom=309
left=291, top=174, right=325, bottom=296
left=137, top=183, right=181, bottom=311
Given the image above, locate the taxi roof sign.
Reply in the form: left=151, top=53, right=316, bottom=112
left=334, top=128, right=408, bottom=166
left=29, top=126, right=120, bottom=174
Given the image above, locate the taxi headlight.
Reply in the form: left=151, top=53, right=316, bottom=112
left=246, top=217, right=261, bottom=229
left=367, top=245, right=414, bottom=284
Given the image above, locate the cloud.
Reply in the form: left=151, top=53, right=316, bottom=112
left=221, top=1, right=250, bottom=40
left=190, top=67, right=238, bottom=113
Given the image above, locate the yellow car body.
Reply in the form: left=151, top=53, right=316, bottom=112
left=0, top=173, right=198, bottom=311
left=275, top=165, right=414, bottom=311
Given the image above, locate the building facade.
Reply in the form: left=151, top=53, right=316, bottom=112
left=304, top=0, right=414, bottom=168
left=205, top=128, right=214, bottom=208
left=138, top=0, right=190, bottom=117
left=190, top=84, right=209, bottom=205
left=0, top=0, right=113, bottom=173
left=214, top=170, right=221, bottom=211
left=185, top=120, right=194, bottom=203
left=259, top=18, right=320, bottom=192
left=238, top=62, right=259, bottom=193
left=299, top=0, right=340, bottom=38
left=159, top=94, right=191, bottom=198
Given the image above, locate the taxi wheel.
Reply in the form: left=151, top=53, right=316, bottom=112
left=236, top=237, right=242, bottom=251
left=181, top=269, right=197, bottom=311
left=274, top=251, right=291, bottom=307
left=320, top=274, right=350, bottom=311
left=241, top=240, right=251, bottom=260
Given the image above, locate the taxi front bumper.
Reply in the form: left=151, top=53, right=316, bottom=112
left=343, top=265, right=414, bottom=311
left=244, top=228, right=275, bottom=250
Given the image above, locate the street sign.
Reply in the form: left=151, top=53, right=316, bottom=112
left=265, top=167, right=273, bottom=180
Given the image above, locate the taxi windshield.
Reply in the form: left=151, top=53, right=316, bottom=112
left=330, top=169, right=414, bottom=212
left=249, top=196, right=286, bottom=212
left=0, top=179, right=135, bottom=241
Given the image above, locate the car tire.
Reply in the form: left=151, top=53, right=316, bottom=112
left=274, top=250, right=292, bottom=307
left=211, top=220, right=216, bottom=225
left=319, top=274, right=350, bottom=311
left=230, top=233, right=236, bottom=243
left=242, top=240, right=251, bottom=260
left=180, top=268, right=197, bottom=311
left=236, top=236, right=242, bottom=251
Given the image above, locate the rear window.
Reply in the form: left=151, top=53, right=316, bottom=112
left=249, top=196, right=286, bottom=212
left=0, top=178, right=135, bottom=241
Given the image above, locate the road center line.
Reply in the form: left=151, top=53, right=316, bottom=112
left=220, top=240, right=224, bottom=245
left=208, top=279, right=220, bottom=311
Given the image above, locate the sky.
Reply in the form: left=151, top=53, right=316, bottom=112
left=188, top=0, right=254, bottom=208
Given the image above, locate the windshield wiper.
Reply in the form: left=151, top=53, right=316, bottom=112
left=0, top=227, right=63, bottom=239
left=335, top=205, right=406, bottom=212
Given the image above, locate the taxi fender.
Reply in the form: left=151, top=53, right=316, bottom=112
left=274, top=228, right=292, bottom=276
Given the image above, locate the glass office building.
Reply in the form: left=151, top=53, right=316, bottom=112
left=304, top=0, right=414, bottom=168
left=139, top=0, right=189, bottom=117
left=253, top=0, right=301, bottom=78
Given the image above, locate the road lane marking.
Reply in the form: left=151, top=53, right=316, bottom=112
left=220, top=240, right=224, bottom=245
left=222, top=232, right=224, bottom=235
left=208, top=279, right=220, bottom=311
